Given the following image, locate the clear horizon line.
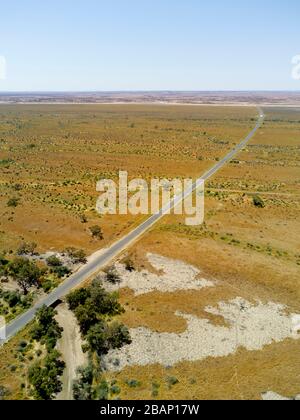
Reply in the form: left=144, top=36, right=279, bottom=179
left=0, top=89, right=300, bottom=94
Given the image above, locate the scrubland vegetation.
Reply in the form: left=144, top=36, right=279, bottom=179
left=0, top=104, right=255, bottom=256
left=0, top=105, right=299, bottom=400
left=108, top=106, right=300, bottom=400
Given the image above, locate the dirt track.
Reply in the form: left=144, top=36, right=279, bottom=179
left=55, top=303, right=86, bottom=400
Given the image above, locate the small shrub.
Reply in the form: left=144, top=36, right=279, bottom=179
left=89, top=225, right=103, bottom=240
left=152, top=382, right=160, bottom=397
left=79, top=214, right=88, bottom=224
left=3, top=291, right=22, bottom=308
left=51, top=265, right=71, bottom=278
left=41, top=279, right=54, bottom=293
left=18, top=340, right=28, bottom=349
left=46, top=255, right=62, bottom=267
left=166, top=376, right=179, bottom=388
left=64, top=248, right=87, bottom=264
left=95, top=380, right=109, bottom=400
left=17, top=242, right=37, bottom=256
left=253, top=195, right=265, bottom=208
left=72, top=249, right=87, bottom=264
left=124, top=258, right=135, bottom=272
left=110, top=385, right=121, bottom=395
left=125, top=379, right=141, bottom=388
left=73, top=364, right=94, bottom=400
left=13, top=184, right=23, bottom=191
left=7, top=197, right=20, bottom=208
left=105, top=267, right=121, bottom=284
left=0, top=385, right=10, bottom=400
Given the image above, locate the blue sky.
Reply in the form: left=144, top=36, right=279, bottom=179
left=0, top=0, right=299, bottom=91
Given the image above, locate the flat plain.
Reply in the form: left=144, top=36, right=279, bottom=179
left=0, top=104, right=299, bottom=400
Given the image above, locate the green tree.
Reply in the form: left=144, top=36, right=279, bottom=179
left=67, top=288, right=90, bottom=310
left=51, top=265, right=71, bottom=279
left=30, top=305, right=63, bottom=350
left=73, top=365, right=94, bottom=400
left=28, top=351, right=65, bottom=400
left=9, top=257, right=41, bottom=294
left=86, top=321, right=109, bottom=355
left=86, top=321, right=131, bottom=356
left=94, top=380, right=109, bottom=400
left=68, top=280, right=124, bottom=321
left=74, top=304, right=98, bottom=335
left=107, top=322, right=131, bottom=350
left=89, top=279, right=124, bottom=316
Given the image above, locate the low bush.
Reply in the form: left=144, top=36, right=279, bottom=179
left=89, top=225, right=104, bottom=240
left=105, top=267, right=121, bottom=284
left=0, top=385, right=10, bottom=400
left=125, top=379, right=141, bottom=388
left=7, top=197, right=20, bottom=208
left=253, top=195, right=265, bottom=208
left=124, top=258, right=135, bottom=272
left=64, top=248, right=87, bottom=264
left=51, top=265, right=71, bottom=279
left=17, top=242, right=37, bottom=256
left=46, top=256, right=62, bottom=267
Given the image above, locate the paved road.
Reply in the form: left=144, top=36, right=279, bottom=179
left=1, top=107, right=265, bottom=345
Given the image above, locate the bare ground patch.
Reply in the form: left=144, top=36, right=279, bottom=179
left=110, top=253, right=214, bottom=296
left=103, top=297, right=300, bottom=371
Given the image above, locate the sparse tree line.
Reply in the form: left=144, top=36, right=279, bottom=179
left=67, top=279, right=131, bottom=400
left=28, top=306, right=65, bottom=400
left=24, top=278, right=131, bottom=400
left=1, top=245, right=132, bottom=400
left=0, top=242, right=88, bottom=320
